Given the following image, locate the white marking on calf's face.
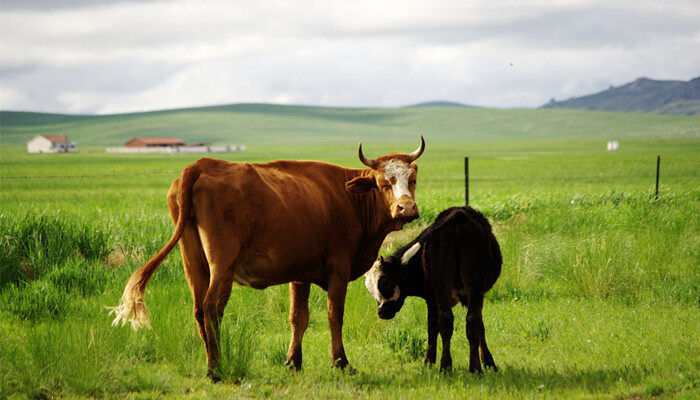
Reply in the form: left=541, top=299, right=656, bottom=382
left=382, top=159, right=413, bottom=201
left=401, top=243, right=421, bottom=265
left=364, top=260, right=382, bottom=302
left=364, top=260, right=400, bottom=305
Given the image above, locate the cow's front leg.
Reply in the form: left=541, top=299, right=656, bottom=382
left=326, top=271, right=351, bottom=370
left=285, top=281, right=310, bottom=371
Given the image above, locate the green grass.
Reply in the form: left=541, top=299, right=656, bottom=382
left=0, top=107, right=698, bottom=398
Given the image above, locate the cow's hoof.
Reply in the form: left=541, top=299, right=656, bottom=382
left=332, top=358, right=356, bottom=374
left=284, top=359, right=302, bottom=372
left=423, top=357, right=436, bottom=366
left=469, top=366, right=484, bottom=375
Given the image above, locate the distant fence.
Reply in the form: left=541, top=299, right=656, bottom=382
left=105, top=145, right=246, bottom=154
left=462, top=155, right=699, bottom=205
left=2, top=156, right=697, bottom=204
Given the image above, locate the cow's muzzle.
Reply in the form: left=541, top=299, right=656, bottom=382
left=392, top=200, right=419, bottom=221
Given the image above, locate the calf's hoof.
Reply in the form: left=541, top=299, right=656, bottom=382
left=439, top=363, right=452, bottom=373
left=206, top=369, right=222, bottom=383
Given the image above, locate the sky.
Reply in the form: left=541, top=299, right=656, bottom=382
left=1, top=0, right=699, bottom=115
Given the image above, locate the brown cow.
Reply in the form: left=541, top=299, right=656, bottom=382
left=109, top=137, right=425, bottom=380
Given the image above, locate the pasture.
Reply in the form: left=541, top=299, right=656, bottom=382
left=0, top=107, right=698, bottom=399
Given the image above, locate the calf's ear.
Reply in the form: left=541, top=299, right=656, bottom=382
left=345, top=176, right=377, bottom=193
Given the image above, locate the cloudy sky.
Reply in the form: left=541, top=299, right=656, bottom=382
left=1, top=0, right=699, bottom=114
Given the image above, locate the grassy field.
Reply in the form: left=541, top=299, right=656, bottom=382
left=0, top=107, right=699, bottom=399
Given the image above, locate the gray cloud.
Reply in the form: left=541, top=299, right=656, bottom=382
left=0, top=0, right=156, bottom=11
left=1, top=0, right=699, bottom=114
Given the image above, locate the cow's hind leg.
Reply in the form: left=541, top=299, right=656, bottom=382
left=181, top=226, right=210, bottom=349
left=202, top=270, right=235, bottom=381
left=168, top=190, right=210, bottom=349
left=286, top=281, right=310, bottom=370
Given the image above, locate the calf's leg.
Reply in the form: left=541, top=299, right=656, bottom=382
left=423, top=296, right=439, bottom=365
left=286, top=281, right=311, bottom=370
left=466, top=290, right=484, bottom=373
left=436, top=296, right=454, bottom=372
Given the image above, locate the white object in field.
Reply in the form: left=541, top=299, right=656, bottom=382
left=27, top=135, right=78, bottom=153
left=606, top=141, right=619, bottom=151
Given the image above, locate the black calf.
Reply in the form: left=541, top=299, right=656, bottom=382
left=364, top=206, right=502, bottom=372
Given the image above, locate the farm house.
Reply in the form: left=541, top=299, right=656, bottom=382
left=27, top=135, right=77, bottom=153
left=125, top=137, right=185, bottom=148
left=107, top=136, right=245, bottom=154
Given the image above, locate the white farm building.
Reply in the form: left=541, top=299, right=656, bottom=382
left=27, top=135, right=77, bottom=153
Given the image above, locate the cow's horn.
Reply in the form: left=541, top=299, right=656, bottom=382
left=406, top=135, right=425, bottom=162
left=358, top=142, right=377, bottom=169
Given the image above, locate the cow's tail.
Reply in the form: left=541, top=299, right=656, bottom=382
left=108, top=165, right=202, bottom=330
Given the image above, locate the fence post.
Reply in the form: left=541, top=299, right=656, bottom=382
left=655, top=155, right=660, bottom=200
left=465, top=156, right=469, bottom=205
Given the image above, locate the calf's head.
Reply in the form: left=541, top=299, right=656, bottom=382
left=364, top=243, right=421, bottom=319
left=345, top=136, right=424, bottom=226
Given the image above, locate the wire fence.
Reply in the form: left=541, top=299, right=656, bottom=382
left=1, top=157, right=698, bottom=180
left=1, top=156, right=697, bottom=204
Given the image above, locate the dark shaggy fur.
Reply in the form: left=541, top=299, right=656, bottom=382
left=367, top=206, right=502, bottom=372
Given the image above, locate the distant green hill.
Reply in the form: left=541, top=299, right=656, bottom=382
left=1, top=103, right=698, bottom=147
left=404, top=101, right=474, bottom=108
left=542, top=77, right=700, bottom=115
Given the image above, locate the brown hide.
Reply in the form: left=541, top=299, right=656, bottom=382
left=175, top=158, right=397, bottom=289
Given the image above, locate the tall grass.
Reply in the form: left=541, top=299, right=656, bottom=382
left=214, top=316, right=259, bottom=384
left=0, top=213, right=112, bottom=287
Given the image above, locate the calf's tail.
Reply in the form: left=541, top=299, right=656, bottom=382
left=108, top=165, right=202, bottom=330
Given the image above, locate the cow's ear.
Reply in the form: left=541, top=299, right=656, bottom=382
left=345, top=176, right=377, bottom=193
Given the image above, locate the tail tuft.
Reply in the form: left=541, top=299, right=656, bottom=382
left=106, top=279, right=151, bottom=330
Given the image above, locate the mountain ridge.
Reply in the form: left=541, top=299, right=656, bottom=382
left=541, top=76, right=700, bottom=115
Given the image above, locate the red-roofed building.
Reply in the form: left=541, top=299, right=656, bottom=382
left=27, top=135, right=77, bottom=153
left=125, top=137, right=185, bottom=147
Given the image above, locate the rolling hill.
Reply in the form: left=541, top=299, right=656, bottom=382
left=1, top=103, right=699, bottom=147
left=541, top=77, right=700, bottom=115
left=404, top=101, right=474, bottom=108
